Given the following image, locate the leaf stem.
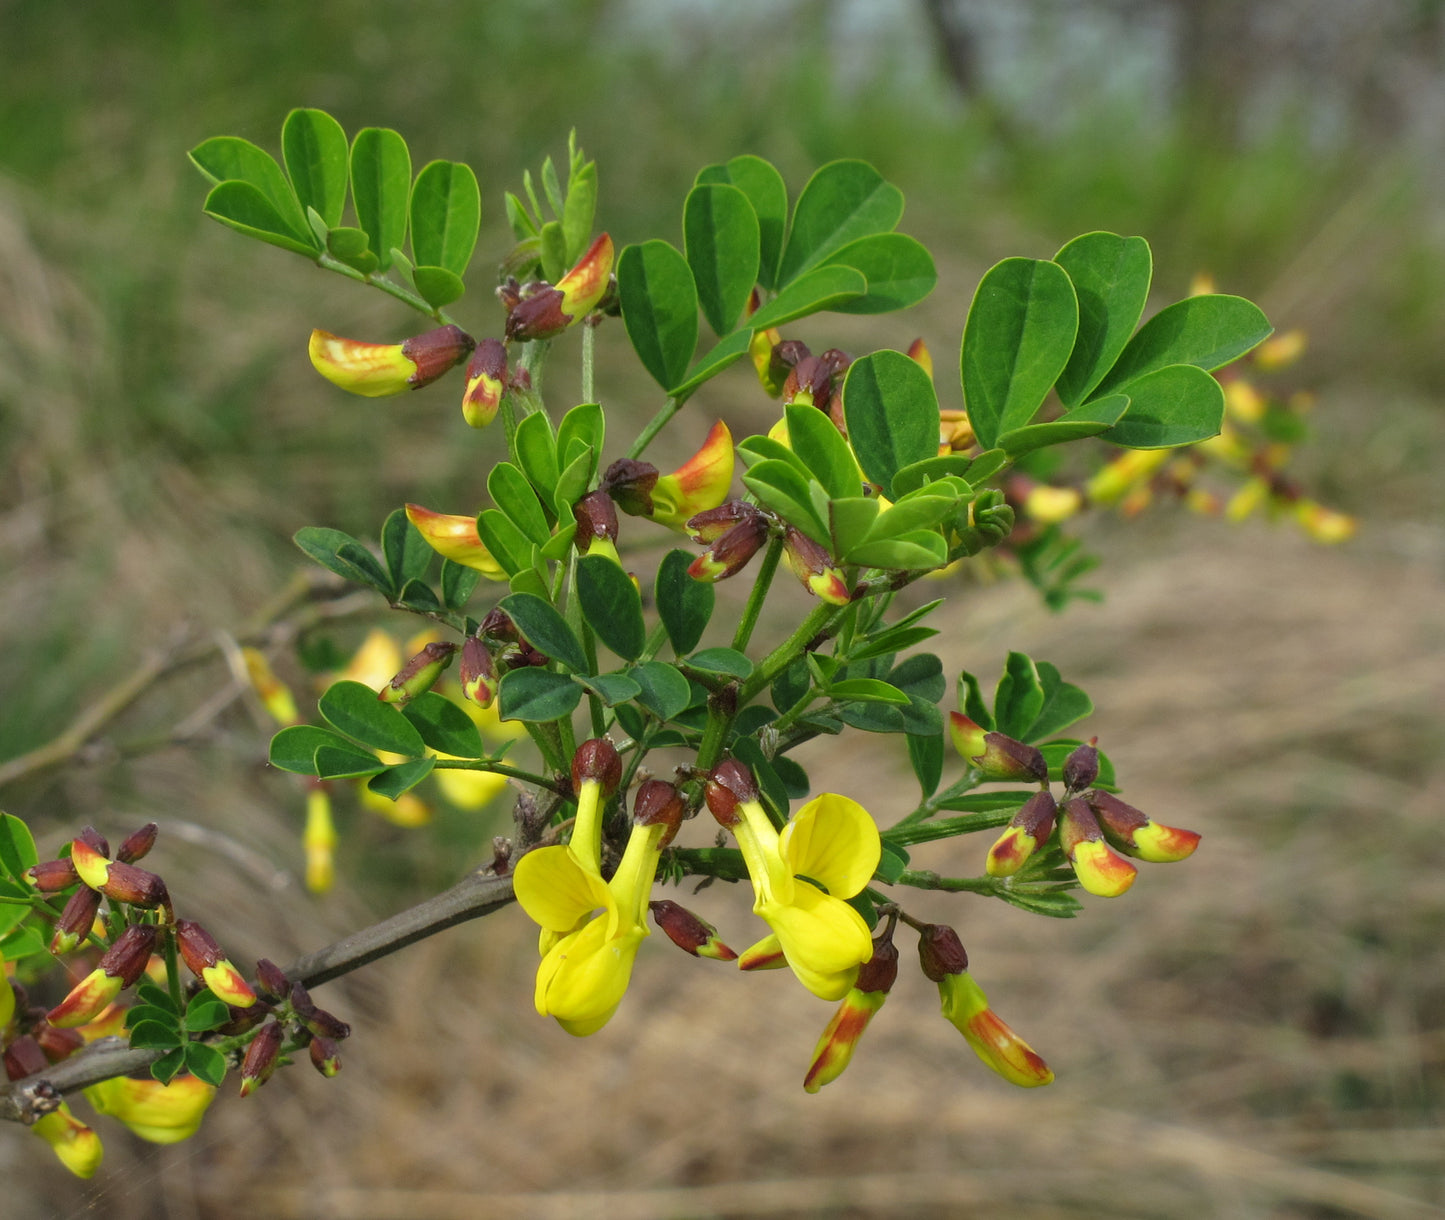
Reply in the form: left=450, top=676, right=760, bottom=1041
left=731, top=535, right=782, bottom=653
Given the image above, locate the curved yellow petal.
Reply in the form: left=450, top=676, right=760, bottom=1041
left=513, top=846, right=611, bottom=932
left=779, top=793, right=880, bottom=899
left=761, top=882, right=873, bottom=1001
left=84, top=1075, right=216, bottom=1144
left=534, top=916, right=646, bottom=1033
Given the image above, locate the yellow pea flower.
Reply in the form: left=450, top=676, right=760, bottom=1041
left=32, top=1103, right=103, bottom=1177
left=84, top=1074, right=216, bottom=1144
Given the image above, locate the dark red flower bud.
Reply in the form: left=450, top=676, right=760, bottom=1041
left=1062, top=740, right=1099, bottom=793
left=688, top=515, right=769, bottom=582
left=97, top=924, right=158, bottom=988
left=705, top=760, right=759, bottom=826
left=27, top=858, right=80, bottom=892
left=78, top=827, right=109, bottom=857
left=602, top=457, right=661, bottom=517
left=855, top=935, right=900, bottom=995
left=3, top=1034, right=48, bottom=1082
left=175, top=920, right=256, bottom=1008
left=49, top=886, right=101, bottom=955
left=115, top=823, right=158, bottom=864
left=631, top=779, right=685, bottom=847
left=770, top=339, right=811, bottom=387
left=380, top=640, right=457, bottom=706
left=573, top=490, right=619, bottom=554
left=917, top=923, right=969, bottom=981
left=99, top=861, right=168, bottom=908
left=254, top=959, right=290, bottom=1004
left=458, top=636, right=498, bottom=708
left=301, top=1006, right=351, bottom=1042
left=571, top=738, right=622, bottom=798
left=649, top=899, right=737, bottom=960
left=309, top=1035, right=343, bottom=1078
left=973, top=732, right=1049, bottom=784
left=34, top=1023, right=85, bottom=1063
left=685, top=499, right=762, bottom=545
left=239, top=1021, right=283, bottom=1097
left=399, top=324, right=475, bottom=389
left=479, top=608, right=519, bottom=643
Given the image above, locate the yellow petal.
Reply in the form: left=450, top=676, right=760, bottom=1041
left=762, top=883, right=873, bottom=1000
left=84, top=1075, right=216, bottom=1144
left=779, top=793, right=880, bottom=899
left=433, top=764, right=507, bottom=810
left=33, top=1104, right=103, bottom=1177
left=534, top=916, right=645, bottom=1034
left=514, top=846, right=611, bottom=932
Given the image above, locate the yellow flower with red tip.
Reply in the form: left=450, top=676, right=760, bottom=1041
left=460, top=337, right=507, bottom=429
left=84, top=1074, right=216, bottom=1144
left=308, top=324, right=474, bottom=397
left=1059, top=796, right=1137, bottom=897
left=505, top=233, right=614, bottom=341
left=403, top=504, right=508, bottom=579
left=649, top=420, right=735, bottom=530
left=803, top=935, right=897, bottom=1093
left=707, top=764, right=880, bottom=1001
left=32, top=1103, right=103, bottom=1177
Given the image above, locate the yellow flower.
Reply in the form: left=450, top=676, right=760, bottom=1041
left=84, top=1074, right=216, bottom=1144
left=32, top=1103, right=103, bottom=1178
left=707, top=763, right=880, bottom=1001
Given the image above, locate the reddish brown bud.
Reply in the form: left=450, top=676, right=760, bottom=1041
left=399, top=324, right=475, bottom=389
left=458, top=636, right=498, bottom=708
left=685, top=499, right=762, bottom=545
left=631, top=780, right=685, bottom=846
left=649, top=899, right=738, bottom=960
left=97, top=924, right=158, bottom=988
left=98, top=861, right=168, bottom=908
left=479, top=607, right=519, bottom=643
left=974, top=733, right=1049, bottom=784
left=174, top=920, right=224, bottom=975
left=572, top=490, right=619, bottom=554
left=33, top=1023, right=85, bottom=1063
left=601, top=458, right=660, bottom=517
left=379, top=641, right=457, bottom=706
left=705, top=760, right=759, bottom=825
left=4, top=1034, right=49, bottom=1082
left=854, top=936, right=900, bottom=995
left=301, top=1007, right=351, bottom=1042
left=461, top=337, right=507, bottom=429
left=27, top=858, right=80, bottom=892
left=917, top=923, right=969, bottom=981
left=687, top=515, right=769, bottom=582
left=570, top=738, right=622, bottom=798
left=1063, top=740, right=1099, bottom=793
left=239, top=1021, right=283, bottom=1097
left=49, top=886, right=101, bottom=955
left=770, top=339, right=811, bottom=386
left=78, top=827, right=109, bottom=857
left=309, top=1035, right=343, bottom=1078
left=115, top=823, right=158, bottom=864
left=254, top=959, right=290, bottom=1004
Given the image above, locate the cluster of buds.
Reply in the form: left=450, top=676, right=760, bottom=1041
left=499, top=233, right=615, bottom=342
left=238, top=959, right=351, bottom=1096
left=682, top=503, right=851, bottom=606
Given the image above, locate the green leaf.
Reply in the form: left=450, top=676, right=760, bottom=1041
left=1024, top=662, right=1093, bottom=741
left=184, top=1042, right=228, bottom=1087
left=487, top=463, right=552, bottom=546
left=994, top=653, right=1045, bottom=740
left=996, top=886, right=1083, bottom=919
left=324, top=226, right=378, bottom=275
left=1091, top=294, right=1272, bottom=400
left=561, top=159, right=598, bottom=265
left=996, top=394, right=1130, bottom=458
left=409, top=160, right=481, bottom=278
left=556, top=402, right=604, bottom=484
left=269, top=725, right=375, bottom=776
left=576, top=555, right=646, bottom=662
left=318, top=680, right=427, bottom=756
left=538, top=221, right=566, bottom=283
left=961, top=257, right=1080, bottom=449
left=0, top=923, right=48, bottom=962
left=847, top=625, right=939, bottom=663
left=874, top=839, right=911, bottom=884
left=182, top=995, right=230, bottom=1034
left=684, top=183, right=760, bottom=337
left=957, top=670, right=994, bottom=730
left=629, top=661, right=692, bottom=722
left=441, top=559, right=480, bottom=610
left=381, top=508, right=432, bottom=592
left=512, top=409, right=559, bottom=499
left=906, top=731, right=944, bottom=799
left=656, top=549, right=713, bottom=654
left=668, top=329, right=754, bottom=399
left=293, top=526, right=391, bottom=593
left=865, top=487, right=961, bottom=539
left=202, top=180, right=319, bottom=257
left=498, top=668, right=582, bottom=723
left=412, top=265, right=466, bottom=309
left=742, top=460, right=830, bottom=546
left=777, top=160, right=904, bottom=285
left=399, top=579, right=441, bottom=613
left=368, top=756, right=437, bottom=800
left=698, top=155, right=788, bottom=289
left=539, top=523, right=579, bottom=563
left=188, top=136, right=312, bottom=247
left=687, top=648, right=753, bottom=680
left=349, top=127, right=411, bottom=273
left=828, top=496, right=881, bottom=558
left=150, top=1047, right=187, bottom=1085
left=744, top=265, right=866, bottom=331
left=402, top=692, right=485, bottom=757
left=827, top=678, right=909, bottom=705
left=843, top=350, right=941, bottom=497
left=618, top=240, right=698, bottom=392
left=128, top=1020, right=183, bottom=1050
left=845, top=529, right=947, bottom=570
left=125, top=1004, right=180, bottom=1030
left=786, top=403, right=861, bottom=500
left=281, top=108, right=349, bottom=229
left=498, top=593, right=587, bottom=672
left=509, top=567, right=549, bottom=601
left=475, top=510, right=531, bottom=577
left=1053, top=232, right=1153, bottom=407
left=1098, top=364, right=1225, bottom=449
left=824, top=233, right=937, bottom=314
left=575, top=672, right=641, bottom=706
left=890, top=453, right=981, bottom=498
left=0, top=814, right=38, bottom=882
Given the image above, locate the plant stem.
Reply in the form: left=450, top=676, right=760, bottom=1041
left=162, top=924, right=184, bottom=1012
left=581, top=319, right=596, bottom=404
left=739, top=602, right=845, bottom=703
left=731, top=535, right=782, bottom=653
left=428, top=759, right=566, bottom=796
left=317, top=255, right=456, bottom=325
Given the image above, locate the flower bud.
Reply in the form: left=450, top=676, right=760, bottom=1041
left=479, top=607, right=520, bottom=643
left=78, top=826, right=110, bottom=857
left=4, top=1033, right=48, bottom=1081
left=631, top=780, right=685, bottom=847
left=1062, top=740, right=1099, bottom=793
left=27, top=857, right=80, bottom=892
left=601, top=458, right=660, bottom=517
left=571, top=738, right=622, bottom=799
left=458, top=636, right=498, bottom=708
left=947, top=712, right=988, bottom=768
left=34, top=1023, right=86, bottom=1063
left=68, top=839, right=168, bottom=908
left=705, top=760, right=759, bottom=826
left=48, top=924, right=158, bottom=1027
left=648, top=421, right=735, bottom=530
left=687, top=514, right=769, bottom=582
left=972, top=733, right=1049, bottom=785
left=572, top=489, right=620, bottom=556
left=404, top=504, right=508, bottom=578
left=175, top=920, right=257, bottom=1008
left=1087, top=790, right=1201, bottom=863
left=460, top=337, right=507, bottom=429
left=649, top=899, right=737, bottom=960
left=803, top=935, right=897, bottom=1093
left=685, top=499, right=762, bottom=545
left=49, top=885, right=101, bottom=955
left=84, top=1073, right=216, bottom=1145
left=1059, top=797, right=1137, bottom=897
left=937, top=971, right=1053, bottom=1088
left=985, top=790, right=1058, bottom=877
left=915, top=922, right=968, bottom=981
left=254, top=958, right=291, bottom=1003
left=505, top=233, right=614, bottom=340
left=32, top=1103, right=103, bottom=1178
left=238, top=1020, right=284, bottom=1097
left=115, top=823, right=159, bottom=865
left=379, top=640, right=457, bottom=705
left=1295, top=499, right=1356, bottom=544
left=782, top=526, right=850, bottom=605
left=737, top=934, right=788, bottom=972
left=1253, top=328, right=1306, bottom=372
left=308, top=324, right=474, bottom=397
left=309, top=1035, right=343, bottom=1077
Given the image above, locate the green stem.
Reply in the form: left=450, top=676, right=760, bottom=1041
left=527, top=721, right=568, bottom=775
left=428, top=759, right=567, bottom=795
left=580, top=320, right=596, bottom=404
left=883, top=809, right=1014, bottom=847
left=627, top=397, right=682, bottom=459
left=316, top=255, right=456, bottom=324
left=896, top=869, right=1000, bottom=895
left=693, top=689, right=738, bottom=774
left=637, top=619, right=670, bottom=664
left=739, top=602, right=845, bottom=703
left=889, top=767, right=987, bottom=829
left=731, top=535, right=783, bottom=653
left=162, top=924, right=184, bottom=1012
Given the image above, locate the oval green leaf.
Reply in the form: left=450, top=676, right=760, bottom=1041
left=188, top=135, right=312, bottom=246
left=668, top=329, right=753, bottom=400
left=498, top=593, right=587, bottom=673
left=318, top=680, right=427, bottom=756
left=402, top=691, right=485, bottom=757
left=487, top=463, right=552, bottom=546
left=786, top=403, right=862, bottom=500
left=282, top=108, right=349, bottom=230
left=409, top=160, right=481, bottom=278
left=684, top=183, right=760, bottom=338
left=202, top=181, right=319, bottom=257
left=576, top=554, right=646, bottom=662
left=618, top=240, right=699, bottom=392
left=745, top=265, right=866, bottom=331
left=629, top=660, right=693, bottom=722
left=996, top=393, right=1130, bottom=458
left=824, top=233, right=937, bottom=314
left=350, top=127, right=411, bottom=272
left=1091, top=294, right=1272, bottom=400
left=1053, top=232, right=1153, bottom=407
left=842, top=350, right=940, bottom=497
left=1098, top=364, right=1225, bottom=449
left=498, top=668, right=583, bottom=723
left=412, top=265, right=466, bottom=309
left=656, top=549, right=713, bottom=655
left=778, top=160, right=904, bottom=285
left=697, top=155, right=788, bottom=289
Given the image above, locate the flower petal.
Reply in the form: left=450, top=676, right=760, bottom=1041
left=778, top=793, right=880, bottom=899
left=513, top=846, right=611, bottom=931
left=763, top=882, right=873, bottom=1000
left=535, top=916, right=646, bottom=1034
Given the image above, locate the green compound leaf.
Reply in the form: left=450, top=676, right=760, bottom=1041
left=842, top=350, right=941, bottom=497
left=318, top=680, right=427, bottom=756
left=697, top=154, right=788, bottom=290
left=350, top=127, right=411, bottom=272
left=368, top=756, right=436, bottom=800
left=618, top=240, right=699, bottom=392
left=293, top=526, right=391, bottom=593
left=1053, top=232, right=1153, bottom=407
left=744, top=265, right=866, bottom=331
left=576, top=554, right=646, bottom=662
left=629, top=660, right=693, bottom=722
left=1098, top=364, right=1225, bottom=449
left=687, top=647, right=753, bottom=681
left=498, top=668, right=583, bottom=723
left=475, top=511, right=532, bottom=577
left=777, top=160, right=904, bottom=285
left=189, top=135, right=314, bottom=250
left=325, top=226, right=377, bottom=275
left=961, top=257, right=1079, bottom=450
left=281, top=108, right=350, bottom=229
left=182, top=993, right=232, bottom=1034
left=512, top=409, right=559, bottom=500
left=684, top=183, right=760, bottom=338
left=826, top=678, right=910, bottom=705
left=498, top=593, right=588, bottom=673
left=823, top=233, right=937, bottom=314
left=1091, top=294, right=1273, bottom=401
left=561, top=157, right=598, bottom=265
left=127, top=1020, right=183, bottom=1050
left=402, top=691, right=484, bottom=757
left=201, top=180, right=319, bottom=257
left=409, top=160, right=481, bottom=278
left=0, top=923, right=49, bottom=962
left=656, top=549, right=714, bottom=654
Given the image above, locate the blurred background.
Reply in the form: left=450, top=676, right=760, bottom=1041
left=1, top=0, right=1442, bottom=1215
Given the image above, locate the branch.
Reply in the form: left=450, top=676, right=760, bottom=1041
left=0, top=869, right=515, bottom=1124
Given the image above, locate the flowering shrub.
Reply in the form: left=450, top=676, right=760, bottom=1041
left=0, top=110, right=1343, bottom=1176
